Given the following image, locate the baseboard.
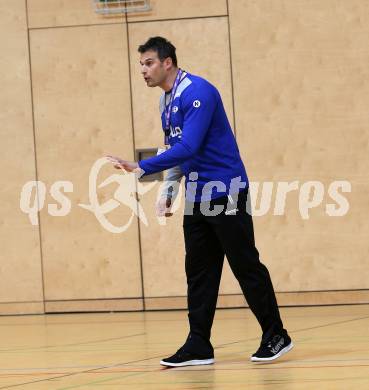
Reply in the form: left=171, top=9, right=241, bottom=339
left=44, top=298, right=143, bottom=313
left=1, top=290, right=367, bottom=315
left=144, top=290, right=369, bottom=310
left=0, top=301, right=44, bottom=315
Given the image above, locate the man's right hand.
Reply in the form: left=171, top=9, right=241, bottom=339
left=156, top=197, right=173, bottom=217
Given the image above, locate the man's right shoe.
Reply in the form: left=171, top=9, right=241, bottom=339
left=160, top=347, right=214, bottom=367
left=251, top=333, right=294, bottom=362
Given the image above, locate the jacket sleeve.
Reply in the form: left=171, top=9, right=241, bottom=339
left=138, top=85, right=217, bottom=175
left=159, top=165, right=183, bottom=200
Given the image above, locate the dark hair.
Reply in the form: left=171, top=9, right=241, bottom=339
left=138, top=36, right=177, bottom=67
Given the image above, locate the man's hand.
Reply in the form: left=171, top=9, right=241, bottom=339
left=156, top=197, right=173, bottom=217
left=106, top=155, right=139, bottom=172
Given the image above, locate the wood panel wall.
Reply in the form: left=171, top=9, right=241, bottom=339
left=229, top=0, right=369, bottom=294
left=0, top=0, right=368, bottom=314
left=0, top=0, right=44, bottom=315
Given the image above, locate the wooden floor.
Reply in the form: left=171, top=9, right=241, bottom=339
left=0, top=304, right=368, bottom=389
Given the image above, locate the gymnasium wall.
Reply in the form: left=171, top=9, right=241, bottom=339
left=1, top=0, right=368, bottom=315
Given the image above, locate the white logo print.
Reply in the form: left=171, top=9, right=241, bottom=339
left=193, top=100, right=201, bottom=108
left=172, top=106, right=178, bottom=113
left=271, top=337, right=284, bottom=354
left=170, top=126, right=182, bottom=137
left=225, top=209, right=238, bottom=215
left=19, top=175, right=352, bottom=230
left=79, top=158, right=156, bottom=233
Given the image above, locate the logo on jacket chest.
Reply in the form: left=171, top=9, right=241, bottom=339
left=170, top=126, right=182, bottom=138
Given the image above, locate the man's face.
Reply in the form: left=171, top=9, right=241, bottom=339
left=140, top=50, right=167, bottom=88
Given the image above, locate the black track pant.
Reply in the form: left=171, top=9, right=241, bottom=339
left=182, top=189, right=285, bottom=356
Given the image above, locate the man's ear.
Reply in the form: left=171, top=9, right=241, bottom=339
left=163, top=57, right=173, bottom=71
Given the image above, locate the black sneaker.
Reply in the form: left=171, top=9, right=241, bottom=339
left=160, top=347, right=214, bottom=367
left=251, top=333, right=294, bottom=362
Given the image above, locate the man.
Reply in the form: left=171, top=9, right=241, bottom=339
left=107, top=36, right=293, bottom=367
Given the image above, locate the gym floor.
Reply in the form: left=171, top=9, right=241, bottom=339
left=0, top=304, right=368, bottom=389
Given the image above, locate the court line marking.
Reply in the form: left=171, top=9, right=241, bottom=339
left=215, top=314, right=369, bottom=349
left=0, top=333, right=145, bottom=353
left=2, top=361, right=369, bottom=378
left=56, top=371, right=147, bottom=390
left=56, top=373, right=369, bottom=390
left=0, top=355, right=163, bottom=389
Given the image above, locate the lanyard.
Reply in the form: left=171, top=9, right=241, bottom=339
left=164, top=69, right=184, bottom=145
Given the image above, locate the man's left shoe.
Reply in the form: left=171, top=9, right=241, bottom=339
left=250, top=333, right=294, bottom=362
left=160, top=347, right=214, bottom=367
